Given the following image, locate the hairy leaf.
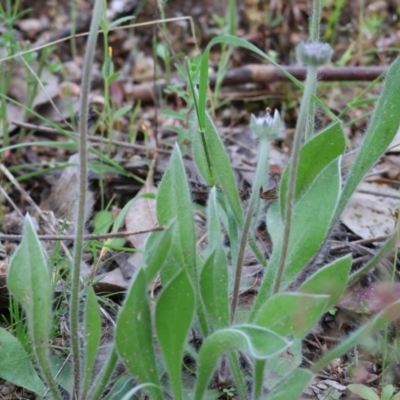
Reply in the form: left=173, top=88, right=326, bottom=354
left=155, top=269, right=195, bottom=400
left=115, top=269, right=162, bottom=400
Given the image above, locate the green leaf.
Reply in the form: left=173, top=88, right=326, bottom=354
left=93, top=210, right=113, bottom=234
left=194, top=325, right=290, bottom=400
left=155, top=269, right=195, bottom=400
left=159, top=262, right=181, bottom=287
left=161, top=109, right=187, bottom=121
left=298, top=254, right=352, bottom=311
left=312, top=300, right=400, bottom=373
left=120, top=384, right=160, bottom=400
left=347, top=384, right=379, bottom=400
left=200, top=249, right=230, bottom=329
left=115, top=269, right=162, bottom=400
left=252, top=159, right=341, bottom=319
left=106, top=71, right=121, bottom=84
left=192, top=120, right=213, bottom=184
left=48, top=355, right=73, bottom=394
left=279, top=122, right=345, bottom=214
left=336, top=56, right=400, bottom=220
left=266, top=200, right=283, bottom=247
left=8, top=215, right=53, bottom=342
left=381, top=385, right=395, bottom=400
left=102, top=375, right=135, bottom=400
left=82, top=286, right=101, bottom=397
left=264, top=340, right=302, bottom=390
left=391, top=391, right=400, bottom=400
left=157, top=145, right=196, bottom=271
left=264, top=368, right=314, bottom=400
left=193, top=112, right=243, bottom=224
left=108, top=15, right=136, bottom=30
left=113, top=105, right=132, bottom=120
left=143, top=224, right=174, bottom=283
left=206, top=187, right=222, bottom=251
left=7, top=215, right=58, bottom=395
left=0, top=327, right=46, bottom=395
left=256, top=293, right=329, bottom=338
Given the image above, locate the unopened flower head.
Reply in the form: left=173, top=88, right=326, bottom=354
left=296, top=40, right=333, bottom=66
left=250, top=109, right=283, bottom=140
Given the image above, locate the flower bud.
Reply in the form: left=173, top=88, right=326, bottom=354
left=296, top=41, right=333, bottom=66
left=250, top=109, right=283, bottom=140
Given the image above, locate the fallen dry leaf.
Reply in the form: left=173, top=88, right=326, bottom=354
left=341, top=181, right=398, bottom=240
left=120, top=185, right=158, bottom=279
left=40, top=154, right=95, bottom=231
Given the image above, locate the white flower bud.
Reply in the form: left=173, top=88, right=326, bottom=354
left=296, top=41, right=333, bottom=66
left=250, top=109, right=283, bottom=140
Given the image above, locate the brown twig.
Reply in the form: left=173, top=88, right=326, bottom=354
left=128, top=65, right=387, bottom=103
left=0, top=226, right=164, bottom=242
left=330, top=235, right=389, bottom=251
left=10, top=120, right=172, bottom=155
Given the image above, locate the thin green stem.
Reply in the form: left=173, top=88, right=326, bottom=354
left=231, top=138, right=270, bottom=319
left=309, top=0, right=322, bottom=41
left=70, top=0, right=103, bottom=398
left=305, top=81, right=317, bottom=140
left=348, top=233, right=395, bottom=283
left=273, top=65, right=318, bottom=295
left=306, top=0, right=322, bottom=140
left=35, top=337, right=63, bottom=400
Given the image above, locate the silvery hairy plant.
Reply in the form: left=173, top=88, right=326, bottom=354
left=4, top=0, right=400, bottom=398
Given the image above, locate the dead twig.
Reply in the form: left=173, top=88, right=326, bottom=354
left=128, top=65, right=387, bottom=103
left=0, top=226, right=164, bottom=242
left=10, top=120, right=172, bottom=155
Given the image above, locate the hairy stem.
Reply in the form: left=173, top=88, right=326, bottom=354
left=273, top=66, right=318, bottom=295
left=36, top=335, right=63, bottom=400
left=70, top=0, right=103, bottom=398
left=231, top=138, right=270, bottom=319
left=309, top=0, right=322, bottom=41
left=306, top=0, right=322, bottom=140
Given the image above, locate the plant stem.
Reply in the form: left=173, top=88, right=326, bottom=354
left=231, top=137, right=270, bottom=319
left=348, top=233, right=395, bottom=283
left=70, top=0, right=103, bottom=398
left=305, top=0, right=322, bottom=140
left=272, top=65, right=318, bottom=295
left=35, top=336, right=63, bottom=400
left=309, top=0, right=322, bottom=41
